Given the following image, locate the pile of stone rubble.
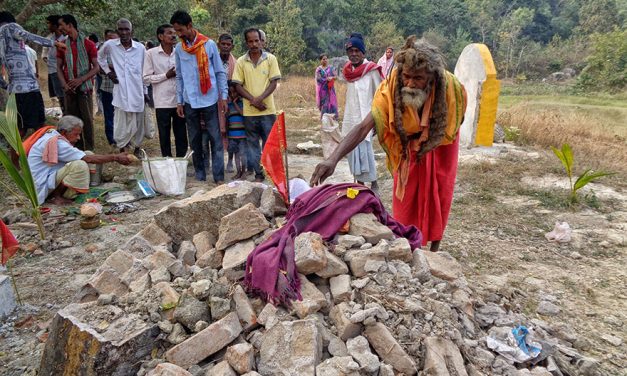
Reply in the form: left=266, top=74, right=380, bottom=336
left=38, top=182, right=600, bottom=376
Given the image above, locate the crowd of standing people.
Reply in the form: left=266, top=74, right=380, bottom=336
left=0, top=10, right=282, bottom=205
left=1, top=9, right=468, bottom=250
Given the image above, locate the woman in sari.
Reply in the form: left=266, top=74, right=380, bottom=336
left=315, top=54, right=339, bottom=120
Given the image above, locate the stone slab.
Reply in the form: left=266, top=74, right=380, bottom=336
left=258, top=319, right=322, bottom=375
left=0, top=275, right=16, bottom=320
left=165, top=312, right=242, bottom=369
left=39, top=302, right=160, bottom=376
left=216, top=203, right=269, bottom=251
left=423, top=251, right=463, bottom=281
left=364, top=323, right=417, bottom=375
left=423, top=337, right=468, bottom=376
left=154, top=183, right=258, bottom=243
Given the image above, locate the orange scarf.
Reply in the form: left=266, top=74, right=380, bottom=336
left=23, top=126, right=72, bottom=165
left=181, top=31, right=212, bottom=94
left=24, top=125, right=56, bottom=155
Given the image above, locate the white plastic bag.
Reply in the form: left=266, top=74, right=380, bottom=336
left=321, top=113, right=342, bottom=159
left=144, top=109, right=156, bottom=139
left=545, top=221, right=572, bottom=243
left=142, top=150, right=192, bottom=196
left=289, top=178, right=312, bottom=202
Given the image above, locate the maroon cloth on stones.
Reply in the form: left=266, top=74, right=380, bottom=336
left=243, top=183, right=422, bottom=306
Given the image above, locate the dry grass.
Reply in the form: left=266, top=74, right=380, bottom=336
left=275, top=75, right=347, bottom=129
left=498, top=103, right=627, bottom=177
left=275, top=75, right=351, bottom=154
left=275, top=75, right=347, bottom=113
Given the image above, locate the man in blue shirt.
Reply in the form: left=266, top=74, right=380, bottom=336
left=171, top=10, right=228, bottom=183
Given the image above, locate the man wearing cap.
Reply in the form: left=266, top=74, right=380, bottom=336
left=341, top=33, right=383, bottom=194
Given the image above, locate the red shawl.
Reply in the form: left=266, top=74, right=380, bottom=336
left=342, top=61, right=383, bottom=83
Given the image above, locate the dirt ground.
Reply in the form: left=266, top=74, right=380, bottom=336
left=0, top=81, right=625, bottom=375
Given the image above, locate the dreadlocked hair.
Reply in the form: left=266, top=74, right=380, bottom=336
left=394, top=35, right=449, bottom=161
left=393, top=63, right=410, bottom=161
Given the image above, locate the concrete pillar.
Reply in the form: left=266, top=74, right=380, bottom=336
left=454, top=43, right=500, bottom=148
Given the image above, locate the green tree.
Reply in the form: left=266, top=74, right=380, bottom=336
left=265, top=0, right=306, bottom=72
left=429, top=0, right=473, bottom=37
left=366, top=20, right=405, bottom=62
left=577, top=0, right=621, bottom=35
left=497, top=7, right=535, bottom=78
left=190, top=6, right=213, bottom=36
left=83, top=0, right=191, bottom=41
left=577, top=28, right=627, bottom=91
left=296, top=0, right=353, bottom=59
left=390, top=0, right=432, bottom=36
left=196, top=0, right=237, bottom=33
left=0, top=0, right=191, bottom=40
left=466, top=0, right=506, bottom=49
left=449, top=27, right=474, bottom=68
left=550, top=0, right=581, bottom=39
left=229, top=1, right=270, bottom=47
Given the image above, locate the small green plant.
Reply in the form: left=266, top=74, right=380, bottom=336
left=0, top=95, right=45, bottom=239
left=551, top=143, right=615, bottom=205
left=503, top=126, right=521, bottom=142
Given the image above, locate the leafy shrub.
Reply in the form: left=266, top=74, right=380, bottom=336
left=576, top=28, right=627, bottom=92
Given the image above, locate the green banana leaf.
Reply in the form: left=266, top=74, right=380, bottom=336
left=551, top=143, right=574, bottom=179
left=574, top=169, right=616, bottom=192
left=1, top=95, right=20, bottom=151
left=0, top=94, right=45, bottom=238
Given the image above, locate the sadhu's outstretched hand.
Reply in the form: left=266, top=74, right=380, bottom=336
left=310, top=113, right=376, bottom=187
left=310, top=159, right=337, bottom=186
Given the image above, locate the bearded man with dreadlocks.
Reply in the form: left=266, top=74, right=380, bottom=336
left=311, top=36, right=467, bottom=252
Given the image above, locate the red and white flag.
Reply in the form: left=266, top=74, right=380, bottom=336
left=1, top=219, right=19, bottom=265
left=261, top=112, right=289, bottom=204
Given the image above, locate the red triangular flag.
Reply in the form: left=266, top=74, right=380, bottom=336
left=261, top=112, right=289, bottom=204
left=1, top=219, right=19, bottom=265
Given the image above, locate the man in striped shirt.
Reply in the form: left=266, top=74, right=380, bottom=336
left=226, top=82, right=246, bottom=179
left=56, top=14, right=100, bottom=151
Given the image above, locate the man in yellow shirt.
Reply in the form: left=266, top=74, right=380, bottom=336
left=232, top=28, right=281, bottom=182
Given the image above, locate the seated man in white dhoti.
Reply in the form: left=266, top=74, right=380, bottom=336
left=26, top=115, right=132, bottom=206
left=97, top=18, right=148, bottom=156
left=341, top=33, right=384, bottom=194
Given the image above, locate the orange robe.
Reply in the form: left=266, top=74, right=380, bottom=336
left=372, top=69, right=467, bottom=245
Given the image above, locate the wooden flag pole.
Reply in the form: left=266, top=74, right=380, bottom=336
left=7, top=259, right=22, bottom=305
left=283, top=149, right=290, bottom=205
left=282, top=112, right=290, bottom=205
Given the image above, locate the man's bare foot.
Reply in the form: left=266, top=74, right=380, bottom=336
left=429, top=240, right=441, bottom=252
left=48, top=196, right=73, bottom=206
